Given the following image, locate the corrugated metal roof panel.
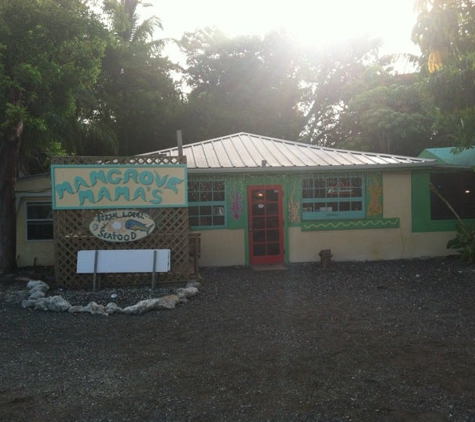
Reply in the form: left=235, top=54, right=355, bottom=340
left=142, top=132, right=435, bottom=171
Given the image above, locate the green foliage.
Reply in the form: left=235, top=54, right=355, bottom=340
left=339, top=75, right=434, bottom=155
left=177, top=28, right=304, bottom=142
left=447, top=223, right=475, bottom=263
left=298, top=37, right=382, bottom=146
left=94, top=0, right=181, bottom=155
left=0, top=0, right=108, bottom=161
left=413, top=0, right=475, bottom=149
left=40, top=141, right=67, bottom=171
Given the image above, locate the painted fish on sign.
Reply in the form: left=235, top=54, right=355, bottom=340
left=89, top=210, right=155, bottom=242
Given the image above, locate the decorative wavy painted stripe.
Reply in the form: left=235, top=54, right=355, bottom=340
left=302, top=218, right=399, bottom=231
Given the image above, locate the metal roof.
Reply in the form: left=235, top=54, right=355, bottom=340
left=419, top=147, right=475, bottom=167
left=143, top=132, right=436, bottom=173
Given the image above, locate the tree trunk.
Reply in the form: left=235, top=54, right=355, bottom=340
left=0, top=89, right=22, bottom=273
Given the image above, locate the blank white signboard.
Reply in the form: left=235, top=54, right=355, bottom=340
left=77, top=249, right=170, bottom=274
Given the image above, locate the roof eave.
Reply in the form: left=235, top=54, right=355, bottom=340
left=187, top=161, right=437, bottom=175
left=431, top=164, right=475, bottom=170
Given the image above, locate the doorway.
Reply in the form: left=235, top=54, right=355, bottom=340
left=247, top=185, right=284, bottom=265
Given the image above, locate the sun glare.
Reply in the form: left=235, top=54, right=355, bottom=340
left=148, top=0, right=418, bottom=56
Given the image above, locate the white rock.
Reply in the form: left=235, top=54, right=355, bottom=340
left=105, top=302, right=122, bottom=314
left=22, top=299, right=37, bottom=308
left=121, top=295, right=180, bottom=315
left=26, top=280, right=49, bottom=294
left=156, top=295, right=180, bottom=310
left=68, top=302, right=106, bottom=315
left=186, top=281, right=202, bottom=289
left=34, top=296, right=71, bottom=312
left=29, top=290, right=46, bottom=300
left=176, top=287, right=199, bottom=299
left=122, top=298, right=161, bottom=315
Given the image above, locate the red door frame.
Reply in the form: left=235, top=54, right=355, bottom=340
left=247, top=185, right=284, bottom=266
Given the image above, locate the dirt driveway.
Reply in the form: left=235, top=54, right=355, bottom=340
left=1, top=257, right=475, bottom=421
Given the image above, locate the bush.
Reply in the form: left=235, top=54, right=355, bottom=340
left=447, top=223, right=475, bottom=263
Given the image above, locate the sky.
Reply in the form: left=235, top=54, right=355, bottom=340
left=141, top=0, right=420, bottom=56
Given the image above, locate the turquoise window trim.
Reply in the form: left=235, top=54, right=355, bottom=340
left=301, top=173, right=366, bottom=221
left=188, top=178, right=227, bottom=229
left=188, top=202, right=227, bottom=229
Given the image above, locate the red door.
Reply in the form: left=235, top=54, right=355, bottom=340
left=247, top=185, right=284, bottom=266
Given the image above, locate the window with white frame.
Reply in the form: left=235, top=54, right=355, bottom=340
left=26, top=202, right=53, bottom=240
left=302, top=174, right=365, bottom=220
left=188, top=180, right=226, bottom=228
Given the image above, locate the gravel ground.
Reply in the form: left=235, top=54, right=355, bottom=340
left=1, top=257, right=475, bottom=422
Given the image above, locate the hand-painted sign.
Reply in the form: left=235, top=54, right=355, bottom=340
left=51, top=164, right=187, bottom=209
left=89, top=210, right=156, bottom=242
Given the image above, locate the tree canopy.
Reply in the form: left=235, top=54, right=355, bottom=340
left=176, top=28, right=305, bottom=142
left=94, top=0, right=182, bottom=155
left=412, top=0, right=475, bottom=148
left=0, top=0, right=108, bottom=271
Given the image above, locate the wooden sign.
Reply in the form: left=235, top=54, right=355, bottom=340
left=51, top=164, right=187, bottom=209
left=89, top=210, right=156, bottom=242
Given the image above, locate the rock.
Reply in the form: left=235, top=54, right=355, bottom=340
left=156, top=295, right=180, bottom=310
left=34, top=296, right=71, bottom=312
left=176, top=287, right=199, bottom=299
left=122, top=295, right=180, bottom=315
left=122, top=298, right=161, bottom=315
left=26, top=280, right=49, bottom=294
left=22, top=299, right=37, bottom=308
left=105, top=302, right=122, bottom=315
left=68, top=302, right=106, bottom=316
left=29, top=290, right=46, bottom=300
left=17, top=280, right=193, bottom=316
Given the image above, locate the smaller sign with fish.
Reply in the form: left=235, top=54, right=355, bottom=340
left=89, top=210, right=156, bottom=242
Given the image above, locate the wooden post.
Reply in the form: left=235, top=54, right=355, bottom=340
left=177, top=130, right=183, bottom=157
left=319, top=249, right=332, bottom=269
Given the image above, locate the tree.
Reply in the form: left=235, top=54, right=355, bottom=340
left=297, top=37, right=382, bottom=146
left=412, top=0, right=475, bottom=148
left=94, top=0, right=182, bottom=155
left=177, top=28, right=304, bottom=142
left=0, top=0, right=107, bottom=272
left=337, top=71, right=435, bottom=156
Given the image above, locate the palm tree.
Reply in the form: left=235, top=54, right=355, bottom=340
left=97, top=0, right=180, bottom=155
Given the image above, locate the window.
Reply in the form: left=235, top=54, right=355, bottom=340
left=26, top=202, right=53, bottom=240
left=302, top=175, right=365, bottom=220
left=188, top=180, right=226, bottom=228
left=430, top=172, right=475, bottom=220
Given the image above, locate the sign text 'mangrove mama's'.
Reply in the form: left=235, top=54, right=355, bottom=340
left=51, top=165, right=187, bottom=209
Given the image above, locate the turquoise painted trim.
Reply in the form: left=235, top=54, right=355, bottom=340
left=302, top=217, right=399, bottom=231
left=51, top=203, right=189, bottom=210
left=419, top=147, right=475, bottom=166
left=302, top=209, right=364, bottom=220
left=188, top=178, right=227, bottom=230
left=188, top=204, right=227, bottom=230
